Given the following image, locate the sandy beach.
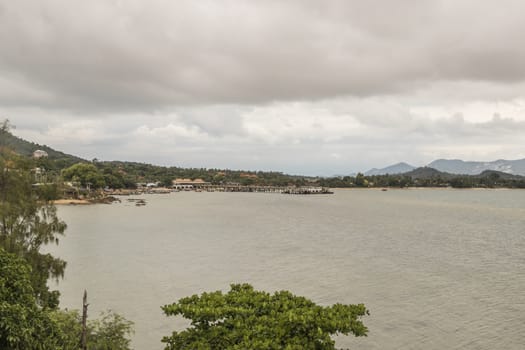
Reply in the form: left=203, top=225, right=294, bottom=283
left=53, top=199, right=92, bottom=205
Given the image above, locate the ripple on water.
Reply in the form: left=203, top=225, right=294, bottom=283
left=50, top=189, right=525, bottom=350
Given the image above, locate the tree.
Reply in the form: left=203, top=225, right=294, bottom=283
left=0, top=147, right=66, bottom=309
left=0, top=119, right=13, bottom=142
left=240, top=177, right=255, bottom=186
left=0, top=251, right=134, bottom=350
left=0, top=248, right=63, bottom=349
left=354, top=173, right=368, bottom=187
left=50, top=309, right=134, bottom=350
left=1, top=122, right=134, bottom=348
left=62, top=163, right=105, bottom=189
left=88, top=310, right=135, bottom=350
left=162, top=283, right=369, bottom=350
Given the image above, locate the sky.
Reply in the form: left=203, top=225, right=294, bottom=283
left=1, top=0, right=525, bottom=176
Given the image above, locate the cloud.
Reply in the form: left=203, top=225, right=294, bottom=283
left=8, top=95, right=524, bottom=175
left=2, top=1, right=525, bottom=174
left=1, top=0, right=525, bottom=111
left=133, top=123, right=208, bottom=141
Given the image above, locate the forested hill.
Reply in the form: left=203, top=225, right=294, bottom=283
left=3, top=128, right=525, bottom=189
left=94, top=160, right=311, bottom=187
left=0, top=127, right=84, bottom=168
left=0, top=128, right=312, bottom=187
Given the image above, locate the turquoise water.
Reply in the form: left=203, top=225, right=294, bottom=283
left=51, top=189, right=525, bottom=349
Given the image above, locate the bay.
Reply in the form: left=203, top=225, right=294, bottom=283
left=50, top=189, right=525, bottom=349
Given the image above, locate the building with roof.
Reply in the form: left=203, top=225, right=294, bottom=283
left=32, top=150, right=48, bottom=159
left=172, top=178, right=210, bottom=190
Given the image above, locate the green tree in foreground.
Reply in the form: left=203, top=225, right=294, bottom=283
left=162, top=283, right=369, bottom=350
left=51, top=309, right=134, bottom=350
left=87, top=310, right=135, bottom=350
left=0, top=248, right=62, bottom=349
left=0, top=249, right=134, bottom=350
left=1, top=120, right=134, bottom=348
left=0, top=146, right=66, bottom=309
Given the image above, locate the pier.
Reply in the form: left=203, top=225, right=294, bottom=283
left=108, top=185, right=333, bottom=196
left=190, top=184, right=333, bottom=194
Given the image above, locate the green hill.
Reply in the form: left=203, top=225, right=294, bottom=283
left=475, top=170, right=524, bottom=181
left=403, top=166, right=453, bottom=180
left=0, top=127, right=84, bottom=168
left=0, top=125, right=308, bottom=187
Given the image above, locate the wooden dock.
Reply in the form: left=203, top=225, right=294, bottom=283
left=108, top=185, right=333, bottom=196
left=193, top=184, right=333, bottom=194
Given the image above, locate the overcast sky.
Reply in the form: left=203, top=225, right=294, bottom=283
left=1, top=0, right=525, bottom=175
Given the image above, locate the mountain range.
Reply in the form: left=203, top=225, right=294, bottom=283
left=427, top=159, right=525, bottom=176
left=365, top=158, right=525, bottom=176
left=401, top=167, right=525, bottom=181
left=364, top=162, right=416, bottom=176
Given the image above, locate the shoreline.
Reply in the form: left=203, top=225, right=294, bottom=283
left=52, top=187, right=525, bottom=205
left=53, top=199, right=92, bottom=205
left=332, top=186, right=524, bottom=190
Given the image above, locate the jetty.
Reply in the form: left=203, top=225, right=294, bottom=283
left=107, top=185, right=333, bottom=196
left=191, top=184, right=333, bottom=194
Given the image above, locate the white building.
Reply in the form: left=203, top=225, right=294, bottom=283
left=32, top=150, right=49, bottom=159
left=172, top=178, right=210, bottom=190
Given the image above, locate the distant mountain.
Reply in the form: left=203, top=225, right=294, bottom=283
left=398, top=167, right=525, bottom=181
left=428, top=158, right=525, bottom=176
left=365, top=162, right=416, bottom=176
left=0, top=130, right=314, bottom=186
left=403, top=167, right=452, bottom=180
left=0, top=129, right=84, bottom=166
left=475, top=170, right=525, bottom=180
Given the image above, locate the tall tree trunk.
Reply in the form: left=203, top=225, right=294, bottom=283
left=81, top=290, right=88, bottom=350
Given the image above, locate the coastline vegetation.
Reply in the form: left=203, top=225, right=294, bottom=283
left=2, top=122, right=525, bottom=195
left=317, top=169, right=525, bottom=189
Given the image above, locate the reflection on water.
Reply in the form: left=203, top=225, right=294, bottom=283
left=50, top=189, right=525, bottom=350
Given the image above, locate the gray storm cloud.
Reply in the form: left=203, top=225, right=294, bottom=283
left=1, top=0, right=525, bottom=174
left=1, top=0, right=525, bottom=110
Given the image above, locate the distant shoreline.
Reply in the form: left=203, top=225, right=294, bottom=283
left=53, top=199, right=92, bottom=205
left=52, top=187, right=524, bottom=205
left=333, top=187, right=524, bottom=190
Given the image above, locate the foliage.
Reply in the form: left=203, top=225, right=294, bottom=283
left=48, top=310, right=83, bottom=350
left=162, top=283, right=368, bottom=350
left=0, top=149, right=67, bottom=309
left=0, top=248, right=63, bottom=349
left=0, top=250, right=134, bottom=350
left=354, top=173, right=368, bottom=187
left=317, top=170, right=525, bottom=189
left=1, top=121, right=134, bottom=349
left=62, top=163, right=105, bottom=189
left=97, top=163, right=137, bottom=189
left=50, top=309, right=134, bottom=350
left=88, top=310, right=135, bottom=350
left=94, top=161, right=310, bottom=188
